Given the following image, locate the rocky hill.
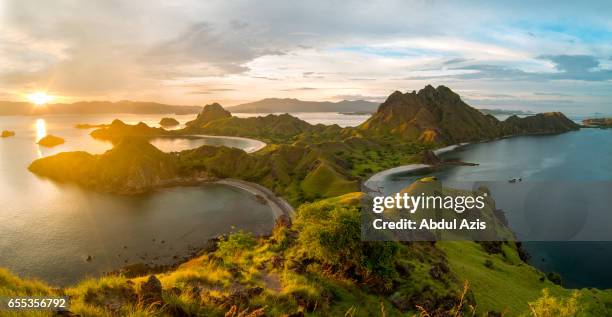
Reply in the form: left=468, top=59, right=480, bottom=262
left=185, top=103, right=232, bottom=126
left=90, top=119, right=172, bottom=142
left=183, top=104, right=345, bottom=143
left=360, top=85, right=579, bottom=144
left=29, top=138, right=181, bottom=194
left=501, top=112, right=579, bottom=135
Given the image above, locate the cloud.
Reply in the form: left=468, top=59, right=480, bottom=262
left=189, top=88, right=236, bottom=94
left=2, top=0, right=612, bottom=112
left=331, top=94, right=386, bottom=102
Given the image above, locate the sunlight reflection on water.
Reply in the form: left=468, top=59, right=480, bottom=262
left=35, top=118, right=47, bottom=157
left=35, top=118, right=47, bottom=141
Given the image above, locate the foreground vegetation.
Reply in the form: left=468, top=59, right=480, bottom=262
left=4, top=190, right=611, bottom=316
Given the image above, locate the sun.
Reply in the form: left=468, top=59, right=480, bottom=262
left=27, top=92, right=54, bottom=106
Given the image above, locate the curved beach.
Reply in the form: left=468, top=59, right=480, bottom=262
left=216, top=178, right=295, bottom=220
left=363, top=164, right=431, bottom=191
left=192, top=134, right=267, bottom=153
left=364, top=143, right=470, bottom=191
left=433, top=142, right=469, bottom=155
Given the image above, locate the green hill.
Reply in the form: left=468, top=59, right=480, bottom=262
left=90, top=119, right=172, bottom=142
left=360, top=85, right=579, bottom=144
left=29, top=138, right=181, bottom=194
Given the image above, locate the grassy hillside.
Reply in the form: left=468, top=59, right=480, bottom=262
left=2, top=191, right=611, bottom=316
left=29, top=138, right=181, bottom=194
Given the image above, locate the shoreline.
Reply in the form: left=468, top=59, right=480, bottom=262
left=215, top=178, right=295, bottom=219
left=363, top=164, right=432, bottom=192
left=363, top=142, right=471, bottom=192
left=111, top=178, right=294, bottom=282
left=191, top=134, right=267, bottom=153
left=433, top=142, right=470, bottom=155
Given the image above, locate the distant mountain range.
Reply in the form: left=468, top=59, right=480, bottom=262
left=0, top=100, right=202, bottom=116
left=0, top=97, right=534, bottom=117
left=478, top=108, right=534, bottom=116
left=227, top=98, right=379, bottom=113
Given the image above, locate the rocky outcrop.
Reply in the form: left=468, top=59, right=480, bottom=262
left=1, top=130, right=15, bottom=138
left=186, top=103, right=231, bottom=127
left=360, top=85, right=500, bottom=143
left=37, top=135, right=65, bottom=147
left=360, top=85, right=579, bottom=144
left=159, top=117, right=179, bottom=127
left=138, top=275, right=163, bottom=307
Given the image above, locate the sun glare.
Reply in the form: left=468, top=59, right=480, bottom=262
left=27, top=92, right=54, bottom=106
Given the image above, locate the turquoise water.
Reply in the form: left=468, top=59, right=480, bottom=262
left=380, top=128, right=612, bottom=288
left=0, top=114, right=275, bottom=286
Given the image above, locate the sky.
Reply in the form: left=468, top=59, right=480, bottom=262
left=1, top=0, right=612, bottom=114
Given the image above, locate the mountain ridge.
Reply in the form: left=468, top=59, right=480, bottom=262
left=227, top=98, right=379, bottom=113
left=361, top=85, right=579, bottom=143
left=0, top=100, right=201, bottom=116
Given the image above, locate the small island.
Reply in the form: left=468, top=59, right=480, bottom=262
left=1, top=130, right=15, bottom=138
left=583, top=118, right=612, bottom=128
left=159, top=117, right=180, bottom=127
left=37, top=135, right=65, bottom=147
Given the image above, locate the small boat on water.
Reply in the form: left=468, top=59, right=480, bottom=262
left=508, top=177, right=523, bottom=183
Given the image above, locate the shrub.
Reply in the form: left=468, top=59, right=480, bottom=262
left=546, top=272, right=563, bottom=286
left=293, top=195, right=398, bottom=283
left=216, top=231, right=256, bottom=259
left=528, top=289, right=580, bottom=317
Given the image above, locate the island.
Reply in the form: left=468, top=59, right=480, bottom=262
left=1, top=130, right=15, bottom=138
left=159, top=117, right=180, bottom=127
left=37, top=135, right=65, bottom=147
left=583, top=117, right=612, bottom=128
left=18, top=85, right=601, bottom=316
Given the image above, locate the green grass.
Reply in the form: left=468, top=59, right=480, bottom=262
left=300, top=161, right=359, bottom=199
left=440, top=241, right=612, bottom=316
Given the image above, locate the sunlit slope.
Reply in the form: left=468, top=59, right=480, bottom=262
left=360, top=85, right=579, bottom=144
left=2, top=191, right=612, bottom=316
left=29, top=138, right=180, bottom=194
